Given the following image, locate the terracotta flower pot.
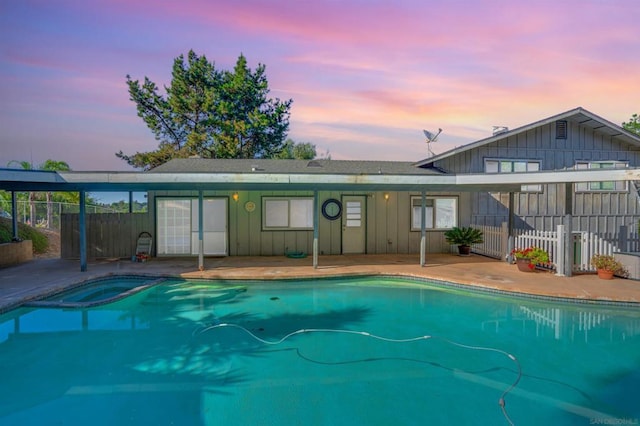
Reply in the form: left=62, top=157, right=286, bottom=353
left=515, top=258, right=535, bottom=272
left=596, top=269, right=614, bottom=280
left=458, top=245, right=471, bottom=256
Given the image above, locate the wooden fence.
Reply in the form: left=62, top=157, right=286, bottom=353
left=61, top=212, right=152, bottom=259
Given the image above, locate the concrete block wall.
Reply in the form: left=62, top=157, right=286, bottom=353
left=0, top=240, right=33, bottom=268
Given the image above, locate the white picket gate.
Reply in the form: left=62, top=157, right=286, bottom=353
left=514, top=228, right=559, bottom=267
left=572, top=231, right=619, bottom=272
left=471, top=223, right=630, bottom=273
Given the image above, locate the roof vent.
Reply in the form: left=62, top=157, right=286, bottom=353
left=492, top=126, right=509, bottom=135
left=307, top=160, right=322, bottom=167
left=556, top=120, right=568, bottom=139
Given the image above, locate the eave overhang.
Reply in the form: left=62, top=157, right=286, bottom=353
left=2, top=168, right=639, bottom=193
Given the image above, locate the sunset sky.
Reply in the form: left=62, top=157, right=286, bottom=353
left=1, top=0, right=639, bottom=171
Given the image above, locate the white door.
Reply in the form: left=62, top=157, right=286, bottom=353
left=191, top=198, right=228, bottom=256
left=157, top=199, right=191, bottom=255
left=342, top=196, right=366, bottom=254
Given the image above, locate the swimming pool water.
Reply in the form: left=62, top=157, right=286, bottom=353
left=0, top=277, right=638, bottom=425
left=25, top=276, right=163, bottom=308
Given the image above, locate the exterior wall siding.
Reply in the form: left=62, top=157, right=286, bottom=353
left=434, top=121, right=640, bottom=234
left=59, top=188, right=512, bottom=258
left=143, top=189, right=468, bottom=257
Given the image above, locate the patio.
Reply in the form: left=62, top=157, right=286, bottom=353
left=1, top=253, right=639, bottom=313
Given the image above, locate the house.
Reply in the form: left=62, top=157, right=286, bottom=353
left=139, top=107, right=640, bottom=262
left=3, top=107, right=639, bottom=273
left=415, top=107, right=640, bottom=238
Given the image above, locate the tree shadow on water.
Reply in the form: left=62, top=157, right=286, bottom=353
left=0, top=283, right=373, bottom=422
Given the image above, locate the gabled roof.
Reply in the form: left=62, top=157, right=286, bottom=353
left=150, top=158, right=443, bottom=176
left=414, top=107, right=640, bottom=167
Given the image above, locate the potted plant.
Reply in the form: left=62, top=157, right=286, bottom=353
left=590, top=254, right=627, bottom=280
left=511, top=247, right=550, bottom=272
left=444, top=226, right=483, bottom=256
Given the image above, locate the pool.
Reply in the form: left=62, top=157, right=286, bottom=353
left=0, top=276, right=638, bottom=425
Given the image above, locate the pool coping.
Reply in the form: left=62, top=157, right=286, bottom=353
left=5, top=271, right=638, bottom=314
left=23, top=277, right=167, bottom=309
left=2, top=255, right=639, bottom=315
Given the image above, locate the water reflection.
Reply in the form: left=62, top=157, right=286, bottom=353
left=481, top=302, right=640, bottom=343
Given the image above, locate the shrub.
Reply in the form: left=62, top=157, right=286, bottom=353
left=444, top=227, right=484, bottom=246
left=591, top=254, right=627, bottom=275
left=0, top=218, right=49, bottom=254
left=511, top=246, right=550, bottom=265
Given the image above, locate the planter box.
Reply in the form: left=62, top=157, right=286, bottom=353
left=614, top=252, right=640, bottom=280
left=0, top=240, right=33, bottom=268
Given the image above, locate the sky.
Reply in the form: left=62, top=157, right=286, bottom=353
left=1, top=0, right=639, bottom=172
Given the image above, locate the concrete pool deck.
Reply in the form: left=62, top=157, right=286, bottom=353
left=1, top=254, right=639, bottom=312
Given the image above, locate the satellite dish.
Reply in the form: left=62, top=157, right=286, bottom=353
left=423, top=128, right=442, bottom=157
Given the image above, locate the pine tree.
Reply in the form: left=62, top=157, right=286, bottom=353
left=118, top=51, right=292, bottom=170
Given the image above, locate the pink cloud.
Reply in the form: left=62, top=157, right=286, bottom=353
left=1, top=0, right=638, bottom=168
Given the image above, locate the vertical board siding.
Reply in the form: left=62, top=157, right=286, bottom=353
left=436, top=120, right=640, bottom=238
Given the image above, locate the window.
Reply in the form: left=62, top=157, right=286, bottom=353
left=263, top=197, right=314, bottom=230
left=485, top=159, right=542, bottom=192
left=575, top=161, right=628, bottom=192
left=410, top=196, right=457, bottom=231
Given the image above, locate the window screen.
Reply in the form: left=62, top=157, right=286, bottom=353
left=263, top=198, right=314, bottom=229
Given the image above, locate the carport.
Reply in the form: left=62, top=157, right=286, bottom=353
left=1, top=165, right=638, bottom=276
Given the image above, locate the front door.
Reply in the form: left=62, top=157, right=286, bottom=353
left=342, top=195, right=366, bottom=254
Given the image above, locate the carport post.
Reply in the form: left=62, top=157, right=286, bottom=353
left=313, top=191, right=319, bottom=268
left=79, top=190, right=87, bottom=272
left=563, top=183, right=574, bottom=277
left=11, top=191, right=18, bottom=240
left=198, top=191, right=204, bottom=271
left=420, top=191, right=426, bottom=266
left=507, top=192, right=515, bottom=262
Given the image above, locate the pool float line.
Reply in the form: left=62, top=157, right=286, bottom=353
left=199, top=323, right=521, bottom=426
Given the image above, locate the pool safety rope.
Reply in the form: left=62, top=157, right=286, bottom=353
left=199, top=323, right=522, bottom=426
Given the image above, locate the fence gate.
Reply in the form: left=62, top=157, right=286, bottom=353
left=471, top=223, right=635, bottom=275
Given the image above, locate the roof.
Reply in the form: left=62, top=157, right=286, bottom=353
left=150, top=159, right=443, bottom=176
left=2, top=167, right=639, bottom=194
left=414, top=107, right=640, bottom=167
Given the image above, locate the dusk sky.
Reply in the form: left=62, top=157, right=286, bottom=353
left=1, top=0, right=639, bottom=171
